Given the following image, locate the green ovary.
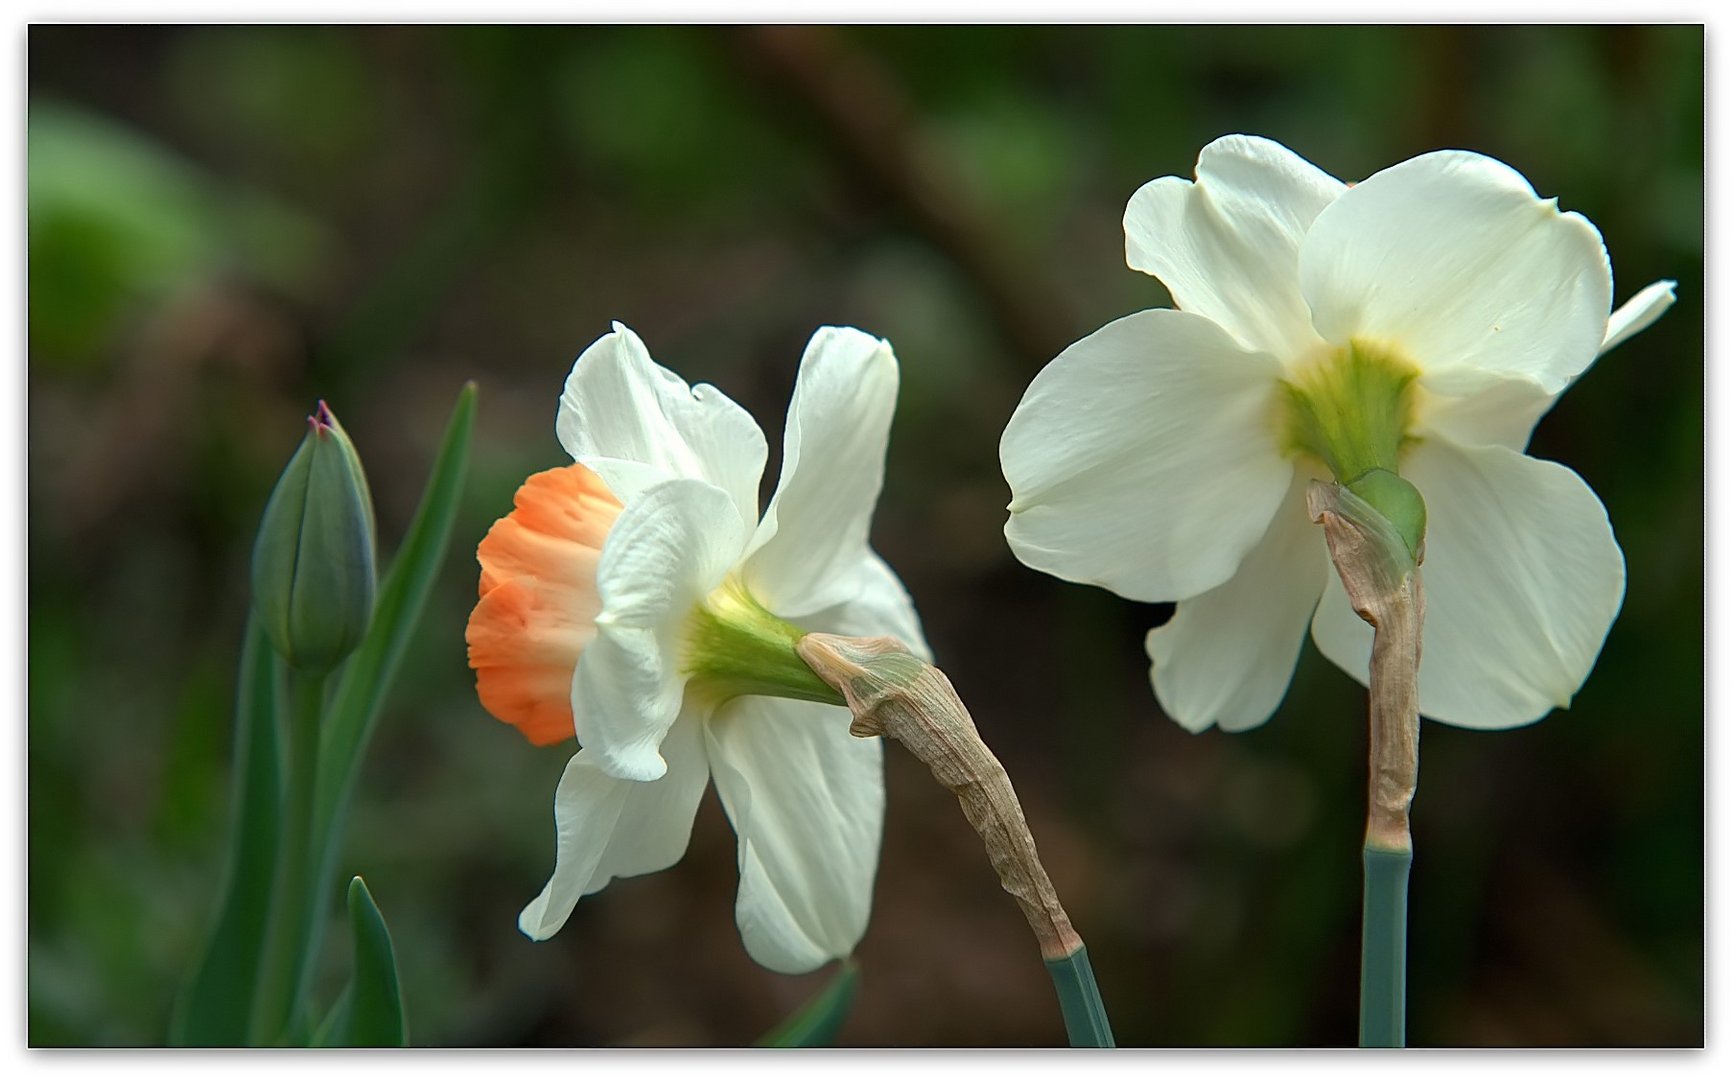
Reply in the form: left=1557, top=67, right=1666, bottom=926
left=1280, top=340, right=1419, bottom=485
left=681, top=575, right=845, bottom=708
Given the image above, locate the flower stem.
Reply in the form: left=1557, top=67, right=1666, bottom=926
left=1307, top=480, right=1424, bottom=1050
left=796, top=633, right=1116, bottom=1048
left=1360, top=845, right=1412, bottom=1047
left=1045, top=946, right=1115, bottom=1048
left=250, top=670, right=325, bottom=1045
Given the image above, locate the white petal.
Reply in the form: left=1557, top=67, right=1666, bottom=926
left=801, top=551, right=932, bottom=661
left=556, top=322, right=768, bottom=529
left=1124, top=134, right=1346, bottom=357
left=1414, top=367, right=1555, bottom=452
left=704, top=697, right=883, bottom=974
left=1599, top=279, right=1677, bottom=357
left=1001, top=308, right=1293, bottom=603
left=573, top=478, right=748, bottom=781
left=1299, top=150, right=1612, bottom=395
left=741, top=327, right=900, bottom=618
left=1146, top=473, right=1329, bottom=733
left=518, top=712, right=711, bottom=940
left=1310, top=439, right=1625, bottom=729
left=1417, top=279, right=1679, bottom=455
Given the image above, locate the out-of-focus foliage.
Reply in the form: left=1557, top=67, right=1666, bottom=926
left=28, top=101, right=328, bottom=370
left=27, top=25, right=1702, bottom=1046
left=168, top=619, right=280, bottom=1047
left=756, top=961, right=859, bottom=1047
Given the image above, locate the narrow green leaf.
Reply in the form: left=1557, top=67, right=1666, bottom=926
left=1045, top=946, right=1115, bottom=1048
left=331, top=877, right=408, bottom=1047
left=170, top=618, right=284, bottom=1046
left=756, top=960, right=859, bottom=1047
left=314, top=382, right=475, bottom=850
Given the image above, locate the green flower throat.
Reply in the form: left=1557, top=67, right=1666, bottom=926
left=1282, top=340, right=1419, bottom=482
left=1281, top=340, right=1427, bottom=562
left=682, top=576, right=845, bottom=708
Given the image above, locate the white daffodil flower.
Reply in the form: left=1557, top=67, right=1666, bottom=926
left=1001, top=134, right=1675, bottom=735
left=467, top=322, right=926, bottom=974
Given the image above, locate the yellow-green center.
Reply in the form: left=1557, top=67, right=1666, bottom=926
left=682, top=575, right=845, bottom=708
left=1281, top=339, right=1419, bottom=484
left=1280, top=340, right=1427, bottom=562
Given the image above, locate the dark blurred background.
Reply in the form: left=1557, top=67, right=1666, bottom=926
left=26, top=24, right=1703, bottom=1047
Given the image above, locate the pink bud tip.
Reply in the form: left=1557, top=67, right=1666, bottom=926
left=309, top=400, right=338, bottom=435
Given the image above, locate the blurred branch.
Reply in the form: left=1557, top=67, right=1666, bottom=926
left=727, top=26, right=1076, bottom=372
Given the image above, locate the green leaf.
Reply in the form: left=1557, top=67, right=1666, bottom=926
left=756, top=960, right=859, bottom=1047
left=313, top=878, right=408, bottom=1047
left=311, top=383, right=475, bottom=878
left=169, top=618, right=284, bottom=1046
left=332, top=877, right=409, bottom=1047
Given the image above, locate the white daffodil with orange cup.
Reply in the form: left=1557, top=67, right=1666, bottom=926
left=468, top=325, right=1117, bottom=1046
left=467, top=323, right=927, bottom=975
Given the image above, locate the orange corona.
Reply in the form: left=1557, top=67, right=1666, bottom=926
left=466, top=463, right=623, bottom=745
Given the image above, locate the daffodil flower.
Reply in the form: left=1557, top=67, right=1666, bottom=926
left=467, top=323, right=926, bottom=973
left=1001, top=135, right=1675, bottom=734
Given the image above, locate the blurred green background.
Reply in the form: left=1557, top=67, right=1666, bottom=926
left=26, top=24, right=1702, bottom=1047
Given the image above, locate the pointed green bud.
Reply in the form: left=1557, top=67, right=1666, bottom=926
left=682, top=577, right=845, bottom=708
left=251, top=401, right=378, bottom=676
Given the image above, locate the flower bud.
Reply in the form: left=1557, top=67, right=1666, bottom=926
left=251, top=401, right=378, bottom=675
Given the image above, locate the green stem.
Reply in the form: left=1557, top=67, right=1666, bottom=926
left=1360, top=845, right=1412, bottom=1048
left=250, top=671, right=325, bottom=1045
left=1045, top=946, right=1116, bottom=1048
